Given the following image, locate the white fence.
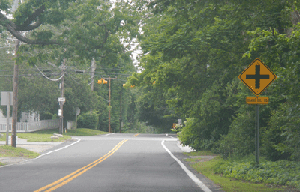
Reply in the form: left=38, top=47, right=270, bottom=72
left=0, top=119, right=60, bottom=133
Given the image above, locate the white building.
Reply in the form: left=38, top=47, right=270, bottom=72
left=0, top=109, right=40, bottom=123
left=20, top=112, right=40, bottom=122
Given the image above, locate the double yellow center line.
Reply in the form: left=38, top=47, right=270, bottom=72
left=35, top=139, right=128, bottom=192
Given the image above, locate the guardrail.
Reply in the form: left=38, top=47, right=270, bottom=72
left=0, top=119, right=60, bottom=133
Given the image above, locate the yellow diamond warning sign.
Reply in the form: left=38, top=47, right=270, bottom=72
left=239, top=58, right=277, bottom=96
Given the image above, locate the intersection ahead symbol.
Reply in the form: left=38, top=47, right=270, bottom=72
left=239, top=58, right=276, bottom=96
left=246, top=65, right=269, bottom=89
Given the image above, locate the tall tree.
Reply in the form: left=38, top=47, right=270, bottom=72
left=1, top=0, right=141, bottom=135
left=129, top=0, right=300, bottom=158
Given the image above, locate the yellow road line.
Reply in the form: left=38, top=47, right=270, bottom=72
left=134, top=133, right=139, bottom=137
left=34, top=139, right=128, bottom=192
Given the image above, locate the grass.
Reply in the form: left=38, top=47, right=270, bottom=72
left=0, top=128, right=107, bottom=142
left=0, top=133, right=6, bottom=141
left=0, top=145, right=39, bottom=158
left=185, top=152, right=291, bottom=192
left=0, top=130, right=71, bottom=142
left=64, top=128, right=107, bottom=136
left=18, top=131, right=71, bottom=142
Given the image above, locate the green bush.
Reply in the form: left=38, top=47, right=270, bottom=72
left=213, top=109, right=255, bottom=158
left=214, top=157, right=300, bottom=189
left=178, top=118, right=214, bottom=150
left=262, top=101, right=300, bottom=161
left=77, top=111, right=99, bottom=129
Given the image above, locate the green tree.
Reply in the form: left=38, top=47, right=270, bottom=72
left=129, top=0, right=300, bottom=159
left=1, top=0, right=140, bottom=133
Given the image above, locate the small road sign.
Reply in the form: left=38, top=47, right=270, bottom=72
left=1, top=91, right=13, bottom=106
left=246, top=97, right=268, bottom=104
left=239, top=58, right=276, bottom=96
left=76, top=107, right=80, bottom=116
left=172, top=123, right=176, bottom=129
left=58, top=97, right=65, bottom=102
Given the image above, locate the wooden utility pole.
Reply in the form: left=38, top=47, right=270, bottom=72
left=108, top=77, right=112, bottom=133
left=98, top=77, right=117, bottom=133
left=59, top=59, right=66, bottom=134
left=119, top=84, right=122, bottom=133
left=11, top=40, right=19, bottom=147
left=90, top=58, right=96, bottom=91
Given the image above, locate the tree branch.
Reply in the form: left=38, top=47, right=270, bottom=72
left=15, top=18, right=42, bottom=31
left=1, top=11, right=64, bottom=45
left=7, top=25, right=61, bottom=45
left=15, top=5, right=45, bottom=31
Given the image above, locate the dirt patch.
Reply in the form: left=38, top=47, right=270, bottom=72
left=194, top=156, right=216, bottom=162
left=0, top=157, right=31, bottom=166
left=185, top=155, right=217, bottom=163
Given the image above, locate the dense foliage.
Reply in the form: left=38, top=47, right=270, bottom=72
left=77, top=111, right=98, bottom=129
left=0, top=0, right=141, bottom=133
left=128, top=0, right=300, bottom=161
left=214, top=157, right=300, bottom=189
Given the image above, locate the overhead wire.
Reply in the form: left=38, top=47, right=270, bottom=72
left=35, top=65, right=64, bottom=82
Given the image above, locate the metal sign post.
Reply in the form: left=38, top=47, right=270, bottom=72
left=1, top=92, right=13, bottom=145
left=1, top=91, right=13, bottom=145
left=238, top=58, right=277, bottom=166
left=256, top=104, right=259, bottom=165
left=58, top=97, right=65, bottom=134
left=75, top=107, right=80, bottom=129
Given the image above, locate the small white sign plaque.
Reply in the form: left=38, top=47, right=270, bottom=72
left=1, top=91, right=13, bottom=106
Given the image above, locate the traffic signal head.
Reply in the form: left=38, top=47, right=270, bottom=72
left=97, top=78, right=108, bottom=84
left=97, top=78, right=103, bottom=84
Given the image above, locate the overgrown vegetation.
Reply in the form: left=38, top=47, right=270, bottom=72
left=77, top=111, right=99, bottom=130
left=214, top=157, right=300, bottom=190
left=187, top=152, right=299, bottom=192
left=124, top=0, right=300, bottom=189
left=128, top=0, right=300, bottom=160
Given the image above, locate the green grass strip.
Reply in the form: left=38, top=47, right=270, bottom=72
left=64, top=128, right=107, bottom=136
left=0, top=145, right=39, bottom=158
left=1, top=128, right=107, bottom=142
left=17, top=133, right=71, bottom=142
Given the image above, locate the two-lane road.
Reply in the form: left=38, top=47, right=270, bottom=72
left=0, top=133, right=223, bottom=192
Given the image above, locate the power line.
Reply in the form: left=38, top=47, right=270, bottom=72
left=35, top=65, right=64, bottom=82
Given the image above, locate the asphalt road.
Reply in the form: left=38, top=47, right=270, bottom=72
left=0, top=133, right=223, bottom=192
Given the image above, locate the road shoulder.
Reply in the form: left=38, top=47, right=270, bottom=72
left=163, top=139, right=224, bottom=192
